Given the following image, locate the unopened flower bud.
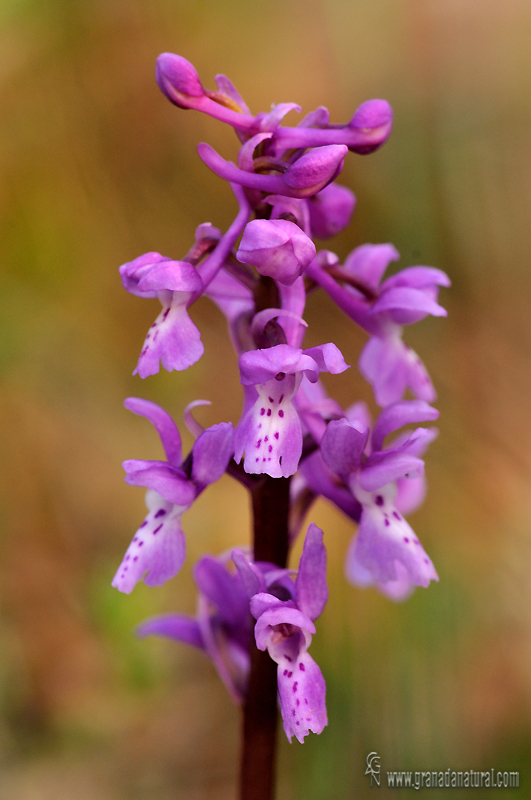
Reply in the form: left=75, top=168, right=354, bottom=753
left=348, top=99, right=393, bottom=154
left=308, top=182, right=356, bottom=239
left=283, top=145, right=348, bottom=192
left=236, top=219, right=316, bottom=285
left=156, top=53, right=204, bottom=108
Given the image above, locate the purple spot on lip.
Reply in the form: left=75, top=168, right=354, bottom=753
left=287, top=671, right=292, bottom=678
left=293, top=682, right=298, bottom=692
left=424, top=558, right=429, bottom=564
left=260, top=407, right=265, bottom=416
left=153, top=524, right=163, bottom=535
left=255, top=457, right=259, bottom=462
left=296, top=699, right=300, bottom=706
left=153, top=331, right=159, bottom=342
left=155, top=509, right=167, bottom=518
left=285, top=656, right=292, bottom=662
left=296, top=721, right=300, bottom=726
left=393, top=511, right=401, bottom=520
left=274, top=432, right=279, bottom=439
left=138, top=541, right=144, bottom=547
left=283, top=669, right=288, bottom=676
left=268, top=396, right=274, bottom=403
left=262, top=457, right=266, bottom=461
left=375, top=495, right=384, bottom=506
left=267, top=408, right=272, bottom=416
left=256, top=439, right=262, bottom=448
left=384, top=519, right=390, bottom=526
left=133, top=556, right=138, bottom=561
left=305, top=699, right=308, bottom=704
left=139, top=522, right=147, bottom=529
left=264, top=436, right=268, bottom=442
left=279, top=394, right=284, bottom=403
left=404, top=537, right=409, bottom=543
left=278, top=410, right=284, bottom=418
left=299, top=663, right=305, bottom=671
left=162, top=308, right=170, bottom=321
left=268, top=445, right=273, bottom=452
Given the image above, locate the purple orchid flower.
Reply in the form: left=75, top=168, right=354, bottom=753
left=112, top=398, right=233, bottom=593
left=350, top=246, right=450, bottom=405
left=115, top=48, right=448, bottom=773
left=306, top=244, right=450, bottom=406
left=234, top=343, right=349, bottom=478
left=137, top=552, right=252, bottom=702
left=250, top=523, right=328, bottom=743
left=319, top=399, right=440, bottom=598
left=119, top=252, right=204, bottom=377
left=137, top=549, right=299, bottom=704
left=119, top=186, right=250, bottom=378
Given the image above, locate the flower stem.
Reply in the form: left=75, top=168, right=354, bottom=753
left=239, top=475, right=291, bottom=800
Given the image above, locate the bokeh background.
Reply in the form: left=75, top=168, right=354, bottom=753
left=1, top=0, right=530, bottom=797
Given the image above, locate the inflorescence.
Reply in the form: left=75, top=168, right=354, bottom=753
left=113, top=54, right=449, bottom=744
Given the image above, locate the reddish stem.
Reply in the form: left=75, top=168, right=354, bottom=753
left=239, top=475, right=291, bottom=800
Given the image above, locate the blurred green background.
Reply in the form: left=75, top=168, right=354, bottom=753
left=1, top=0, right=530, bottom=797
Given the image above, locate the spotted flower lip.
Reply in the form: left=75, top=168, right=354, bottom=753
left=235, top=343, right=349, bottom=478
left=119, top=253, right=205, bottom=377
left=347, top=482, right=439, bottom=590
left=250, top=523, right=328, bottom=743
left=112, top=398, right=234, bottom=594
